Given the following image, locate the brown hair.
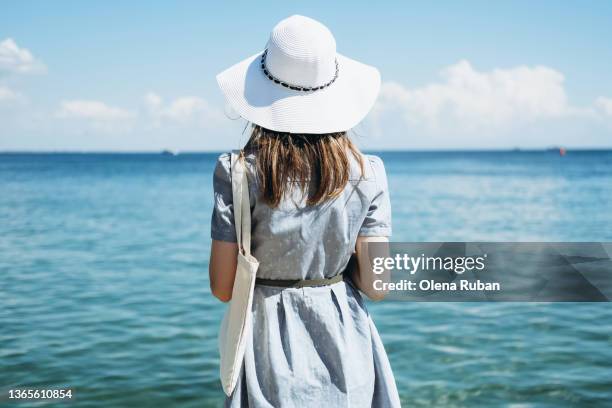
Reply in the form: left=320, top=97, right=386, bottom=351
left=244, top=125, right=364, bottom=207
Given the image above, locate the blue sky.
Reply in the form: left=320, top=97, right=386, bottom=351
left=1, top=1, right=612, bottom=151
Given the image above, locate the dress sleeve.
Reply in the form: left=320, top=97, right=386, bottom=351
left=358, top=156, right=392, bottom=237
left=210, top=153, right=238, bottom=242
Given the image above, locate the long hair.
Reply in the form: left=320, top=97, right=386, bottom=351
left=244, top=125, right=364, bottom=207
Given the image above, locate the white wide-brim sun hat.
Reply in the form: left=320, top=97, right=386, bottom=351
left=216, top=15, right=381, bottom=134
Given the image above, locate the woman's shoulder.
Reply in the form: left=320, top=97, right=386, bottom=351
left=213, top=152, right=231, bottom=179
left=363, top=154, right=385, bottom=171
left=350, top=153, right=387, bottom=183
left=216, top=151, right=231, bottom=164
left=215, top=149, right=256, bottom=164
left=213, top=151, right=258, bottom=184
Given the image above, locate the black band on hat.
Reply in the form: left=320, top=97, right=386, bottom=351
left=260, top=49, right=339, bottom=92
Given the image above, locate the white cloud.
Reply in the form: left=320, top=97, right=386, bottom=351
left=143, top=92, right=223, bottom=125
left=595, top=97, right=612, bottom=116
left=144, top=92, right=163, bottom=109
left=375, top=60, right=572, bottom=131
left=0, top=38, right=46, bottom=75
left=164, top=97, right=210, bottom=122
left=57, top=100, right=134, bottom=121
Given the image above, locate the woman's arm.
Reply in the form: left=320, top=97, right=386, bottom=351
left=209, top=240, right=239, bottom=302
left=351, top=236, right=390, bottom=301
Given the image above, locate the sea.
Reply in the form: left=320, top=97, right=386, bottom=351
left=1, top=150, right=611, bottom=407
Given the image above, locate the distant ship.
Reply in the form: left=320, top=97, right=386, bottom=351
left=161, top=149, right=179, bottom=156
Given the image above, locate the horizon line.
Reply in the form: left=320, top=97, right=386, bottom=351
left=1, top=147, right=612, bottom=154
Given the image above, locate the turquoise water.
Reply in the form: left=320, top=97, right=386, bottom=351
left=1, top=151, right=612, bottom=407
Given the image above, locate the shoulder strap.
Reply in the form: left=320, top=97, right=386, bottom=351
left=230, top=150, right=252, bottom=256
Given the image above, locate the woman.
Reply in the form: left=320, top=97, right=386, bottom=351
left=209, top=15, right=400, bottom=407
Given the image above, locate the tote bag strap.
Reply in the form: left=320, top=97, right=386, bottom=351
left=230, top=150, right=252, bottom=256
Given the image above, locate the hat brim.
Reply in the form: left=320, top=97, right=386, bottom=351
left=216, top=51, right=381, bottom=134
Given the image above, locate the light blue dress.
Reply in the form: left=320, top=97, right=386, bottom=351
left=211, top=151, right=401, bottom=407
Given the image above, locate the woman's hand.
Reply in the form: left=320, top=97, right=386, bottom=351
left=209, top=240, right=239, bottom=302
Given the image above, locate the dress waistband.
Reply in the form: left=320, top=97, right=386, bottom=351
left=255, top=272, right=344, bottom=288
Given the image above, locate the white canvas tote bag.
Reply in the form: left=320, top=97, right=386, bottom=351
left=218, top=150, right=260, bottom=396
